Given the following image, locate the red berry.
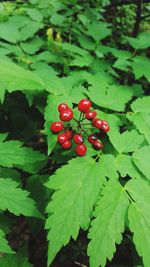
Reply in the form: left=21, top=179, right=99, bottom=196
left=50, top=121, right=64, bottom=133
left=60, top=108, right=73, bottom=122
left=101, top=120, right=110, bottom=132
left=57, top=133, right=68, bottom=144
left=58, top=103, right=69, bottom=112
left=75, top=144, right=87, bottom=156
left=61, top=140, right=72, bottom=149
left=73, top=134, right=84, bottom=144
left=92, top=118, right=103, bottom=129
left=65, top=129, right=73, bottom=139
left=85, top=110, right=97, bottom=120
left=88, top=134, right=98, bottom=144
left=93, top=141, right=103, bottom=150
left=78, top=99, right=91, bottom=113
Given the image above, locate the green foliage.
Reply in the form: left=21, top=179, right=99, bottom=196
left=0, top=178, right=42, bottom=218
left=0, top=0, right=150, bottom=266
left=0, top=229, right=14, bottom=254
left=45, top=157, right=105, bottom=264
left=88, top=181, right=129, bottom=267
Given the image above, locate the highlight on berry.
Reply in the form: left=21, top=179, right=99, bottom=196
left=50, top=99, right=110, bottom=156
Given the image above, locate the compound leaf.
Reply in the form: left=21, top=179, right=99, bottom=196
left=45, top=157, right=107, bottom=265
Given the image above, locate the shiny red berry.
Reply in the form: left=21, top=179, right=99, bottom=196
left=78, top=99, right=91, bottom=113
left=65, top=129, right=73, bottom=139
left=101, top=120, right=110, bottom=132
left=58, top=103, right=69, bottom=112
left=50, top=121, right=64, bottom=133
left=73, top=134, right=84, bottom=144
left=61, top=140, right=72, bottom=149
left=93, top=141, right=103, bottom=150
left=57, top=133, right=68, bottom=144
left=60, top=108, right=73, bottom=122
left=92, top=118, right=103, bottom=129
left=88, top=134, right=98, bottom=144
left=85, top=110, right=97, bottom=120
left=75, top=144, right=87, bottom=156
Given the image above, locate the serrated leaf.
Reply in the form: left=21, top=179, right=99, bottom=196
left=128, top=203, right=150, bottom=267
left=87, top=22, right=111, bottom=41
left=44, top=94, right=72, bottom=154
left=115, top=154, right=141, bottom=179
left=88, top=181, right=129, bottom=267
left=86, top=72, right=133, bottom=111
left=45, top=157, right=106, bottom=265
left=20, top=21, right=43, bottom=41
left=0, top=229, right=14, bottom=254
left=0, top=178, right=42, bottom=218
left=126, top=33, right=150, bottom=50
left=98, top=154, right=119, bottom=181
left=0, top=137, right=47, bottom=170
left=109, top=130, right=144, bottom=154
left=127, top=112, right=150, bottom=144
left=132, top=56, right=150, bottom=81
left=26, top=8, right=43, bottom=22
left=126, top=179, right=150, bottom=267
left=132, top=146, right=150, bottom=180
left=131, top=96, right=150, bottom=113
left=0, top=59, right=44, bottom=99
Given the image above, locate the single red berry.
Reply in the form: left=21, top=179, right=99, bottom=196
left=75, top=144, right=87, bottom=156
left=60, top=108, right=73, bottom=122
left=93, top=141, right=103, bottom=150
left=58, top=103, right=69, bottom=112
left=61, top=140, right=72, bottom=149
left=73, top=134, right=84, bottom=145
left=92, top=118, right=103, bottom=129
left=50, top=121, right=64, bottom=133
left=88, top=134, right=98, bottom=144
left=65, top=129, right=73, bottom=139
left=85, top=110, right=97, bottom=120
left=78, top=99, right=91, bottom=113
left=57, top=133, right=68, bottom=144
left=101, top=120, right=110, bottom=132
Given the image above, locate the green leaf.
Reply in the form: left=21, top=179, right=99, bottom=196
left=0, top=178, right=42, bottom=218
left=88, top=181, right=129, bottom=267
left=20, top=37, right=43, bottom=55
left=126, top=179, right=150, bottom=267
left=132, top=56, right=150, bottom=82
left=127, top=112, right=150, bottom=144
left=0, top=136, right=47, bottom=170
left=109, top=130, right=144, bottom=154
left=115, top=154, right=141, bottom=179
left=0, top=20, right=20, bottom=43
left=86, top=22, right=111, bottom=41
left=20, top=21, right=43, bottom=41
left=26, top=8, right=43, bottom=22
left=44, top=94, right=72, bottom=154
left=86, top=72, right=133, bottom=111
left=0, top=59, right=45, bottom=100
left=45, top=157, right=106, bottom=265
left=0, top=247, right=33, bottom=266
left=131, top=96, right=150, bottom=113
left=132, top=146, right=150, bottom=180
left=126, top=33, right=150, bottom=50
left=0, top=229, right=14, bottom=254
left=98, top=154, right=118, bottom=181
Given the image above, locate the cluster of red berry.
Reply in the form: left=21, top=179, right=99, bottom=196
left=50, top=99, right=109, bottom=156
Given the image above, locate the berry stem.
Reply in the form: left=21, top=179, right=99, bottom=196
left=82, top=123, right=92, bottom=126
left=73, top=118, right=78, bottom=123
left=79, top=112, right=82, bottom=122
